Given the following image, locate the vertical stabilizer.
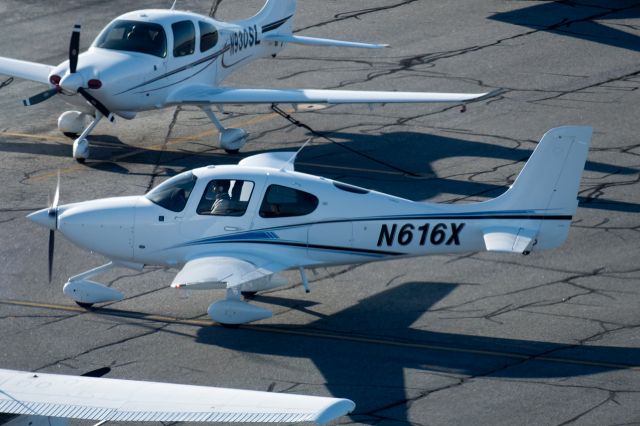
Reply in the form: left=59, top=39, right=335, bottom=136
left=491, top=126, right=592, bottom=215
left=250, top=0, right=296, bottom=35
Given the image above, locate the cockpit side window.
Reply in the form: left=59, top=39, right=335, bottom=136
left=95, top=20, right=167, bottom=58
left=199, top=21, right=219, bottom=52
left=146, top=172, right=197, bottom=212
left=259, top=185, right=319, bottom=218
left=172, top=20, right=196, bottom=57
left=197, top=180, right=255, bottom=217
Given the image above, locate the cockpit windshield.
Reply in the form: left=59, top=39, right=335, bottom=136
left=146, top=171, right=197, bottom=212
left=95, top=20, right=167, bottom=58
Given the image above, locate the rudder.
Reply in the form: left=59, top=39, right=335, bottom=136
left=492, top=126, right=592, bottom=216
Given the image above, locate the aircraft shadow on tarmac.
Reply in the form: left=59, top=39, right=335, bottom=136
left=195, top=281, right=640, bottom=423
left=490, top=1, right=640, bottom=53
left=1, top=128, right=637, bottom=212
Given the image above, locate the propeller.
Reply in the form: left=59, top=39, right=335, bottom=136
left=47, top=171, right=60, bottom=283
left=69, top=24, right=81, bottom=74
left=77, top=87, right=114, bottom=122
left=23, top=23, right=114, bottom=121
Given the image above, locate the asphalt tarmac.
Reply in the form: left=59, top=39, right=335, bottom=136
left=0, top=1, right=639, bottom=425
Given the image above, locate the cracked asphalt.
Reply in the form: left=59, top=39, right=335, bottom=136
left=0, top=0, right=639, bottom=425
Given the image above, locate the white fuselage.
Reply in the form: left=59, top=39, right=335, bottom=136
left=49, top=165, right=570, bottom=271
left=51, top=9, right=283, bottom=116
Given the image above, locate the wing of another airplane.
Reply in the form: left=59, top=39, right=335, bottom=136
left=0, top=369, right=354, bottom=424
left=171, top=255, right=289, bottom=290
left=167, top=85, right=490, bottom=106
left=0, top=57, right=53, bottom=85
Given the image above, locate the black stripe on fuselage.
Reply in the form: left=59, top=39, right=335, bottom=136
left=247, top=214, right=574, bottom=234
left=193, top=239, right=404, bottom=257
left=262, top=15, right=293, bottom=33
left=117, top=45, right=230, bottom=95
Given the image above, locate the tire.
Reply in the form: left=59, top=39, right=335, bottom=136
left=224, top=149, right=240, bottom=155
left=75, top=301, right=94, bottom=309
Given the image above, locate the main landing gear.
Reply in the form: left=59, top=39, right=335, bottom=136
left=58, top=110, right=110, bottom=163
left=206, top=268, right=310, bottom=326
left=200, top=106, right=248, bottom=154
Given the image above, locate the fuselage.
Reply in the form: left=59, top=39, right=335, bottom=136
left=36, top=165, right=570, bottom=271
left=49, top=9, right=283, bottom=116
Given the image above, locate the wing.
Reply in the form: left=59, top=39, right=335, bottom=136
left=0, top=369, right=354, bottom=424
left=0, top=57, right=54, bottom=85
left=171, top=255, right=289, bottom=290
left=167, top=85, right=490, bottom=106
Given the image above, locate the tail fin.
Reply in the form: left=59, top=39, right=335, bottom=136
left=481, top=126, right=591, bottom=253
left=491, top=126, right=592, bottom=215
left=251, top=0, right=296, bottom=35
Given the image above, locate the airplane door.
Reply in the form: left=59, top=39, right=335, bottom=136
left=179, top=177, right=264, bottom=242
left=307, top=221, right=353, bottom=262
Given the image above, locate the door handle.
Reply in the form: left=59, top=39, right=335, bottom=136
left=225, top=226, right=242, bottom=231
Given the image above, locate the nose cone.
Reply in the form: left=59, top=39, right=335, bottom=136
left=59, top=72, right=84, bottom=92
left=27, top=208, right=56, bottom=230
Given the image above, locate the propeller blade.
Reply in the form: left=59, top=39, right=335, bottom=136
left=77, top=88, right=114, bottom=122
left=48, top=229, right=55, bottom=283
left=69, top=24, right=81, bottom=74
left=52, top=170, right=60, bottom=209
left=22, top=88, right=58, bottom=107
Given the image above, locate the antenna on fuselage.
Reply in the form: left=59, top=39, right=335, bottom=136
left=281, top=138, right=313, bottom=172
left=170, top=0, right=177, bottom=10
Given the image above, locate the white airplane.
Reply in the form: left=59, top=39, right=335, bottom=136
left=27, top=126, right=592, bottom=325
left=0, top=367, right=354, bottom=425
left=0, top=0, right=489, bottom=162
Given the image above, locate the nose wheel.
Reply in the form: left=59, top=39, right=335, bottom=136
left=72, top=138, right=90, bottom=163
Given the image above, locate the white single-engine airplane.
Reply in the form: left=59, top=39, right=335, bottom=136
left=0, top=0, right=489, bottom=162
left=28, top=126, right=592, bottom=325
left=0, top=368, right=354, bottom=425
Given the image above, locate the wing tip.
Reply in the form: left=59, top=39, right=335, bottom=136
left=314, top=399, right=356, bottom=425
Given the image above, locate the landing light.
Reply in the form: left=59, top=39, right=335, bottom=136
left=49, top=74, right=61, bottom=86
left=88, top=79, right=102, bottom=90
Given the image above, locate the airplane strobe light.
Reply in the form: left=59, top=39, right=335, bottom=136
left=0, top=0, right=489, bottom=162
left=28, top=126, right=592, bottom=325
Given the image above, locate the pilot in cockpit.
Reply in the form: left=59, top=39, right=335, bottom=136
left=211, top=180, right=231, bottom=215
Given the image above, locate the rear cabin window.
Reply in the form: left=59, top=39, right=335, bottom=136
left=197, top=179, right=254, bottom=217
left=172, top=20, right=195, bottom=57
left=199, top=21, right=219, bottom=52
left=146, top=172, right=197, bottom=212
left=259, top=185, right=319, bottom=218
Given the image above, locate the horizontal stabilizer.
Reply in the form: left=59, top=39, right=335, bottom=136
left=239, top=152, right=297, bottom=171
left=483, top=227, right=536, bottom=253
left=263, top=34, right=388, bottom=49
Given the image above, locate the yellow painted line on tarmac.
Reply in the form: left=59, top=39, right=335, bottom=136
left=0, top=131, right=69, bottom=144
left=12, top=111, right=286, bottom=183
left=2, top=298, right=639, bottom=372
